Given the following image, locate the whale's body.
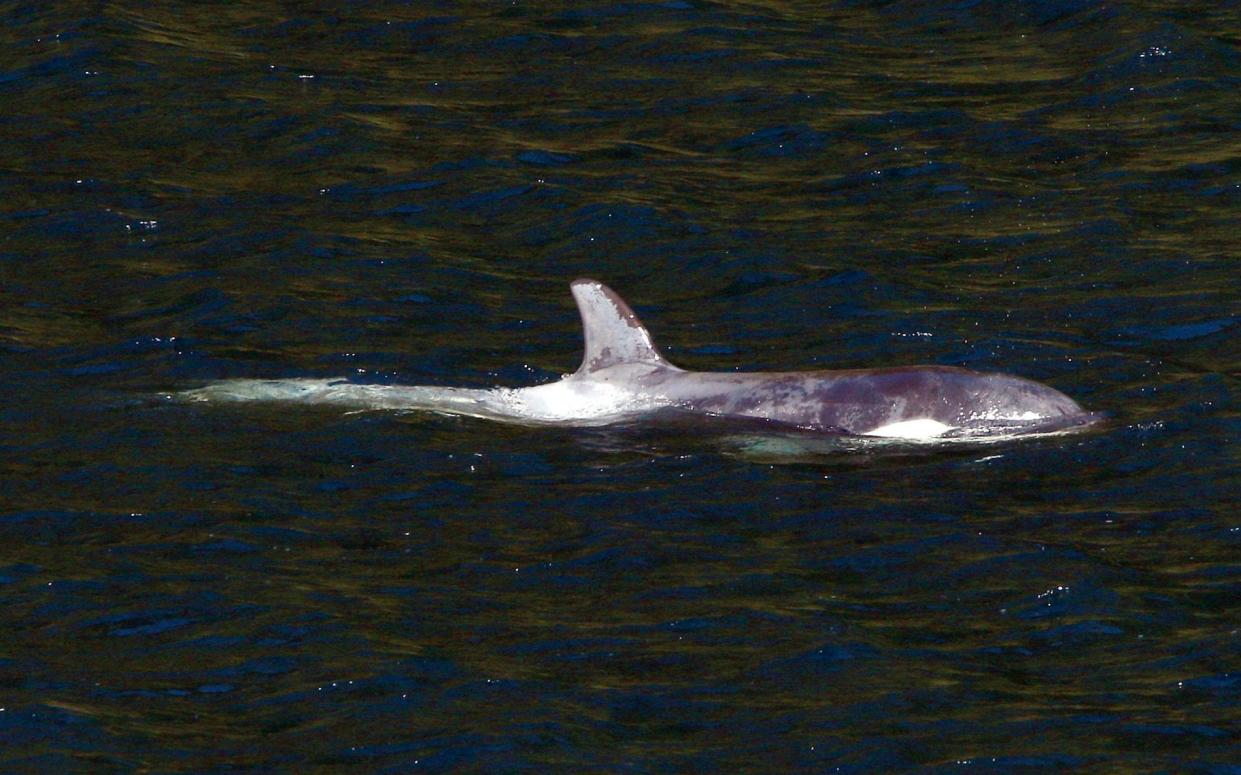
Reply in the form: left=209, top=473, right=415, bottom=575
left=183, top=279, right=1099, bottom=441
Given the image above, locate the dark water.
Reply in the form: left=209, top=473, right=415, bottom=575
left=2, top=0, right=1238, bottom=771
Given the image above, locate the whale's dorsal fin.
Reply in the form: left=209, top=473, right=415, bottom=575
left=570, top=279, right=678, bottom=375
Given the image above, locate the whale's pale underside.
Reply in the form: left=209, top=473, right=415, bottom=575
left=180, top=279, right=1102, bottom=441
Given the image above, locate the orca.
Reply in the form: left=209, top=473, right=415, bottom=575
left=181, top=279, right=1101, bottom=441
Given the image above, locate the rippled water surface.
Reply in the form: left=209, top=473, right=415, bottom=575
left=2, top=1, right=1238, bottom=771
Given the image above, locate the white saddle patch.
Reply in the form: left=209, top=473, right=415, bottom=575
left=864, top=418, right=954, bottom=439
left=507, top=378, right=650, bottom=423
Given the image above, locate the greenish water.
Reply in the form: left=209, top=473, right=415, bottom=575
left=0, top=1, right=1237, bottom=771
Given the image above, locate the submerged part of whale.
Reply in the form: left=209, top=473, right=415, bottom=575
left=181, top=279, right=1102, bottom=441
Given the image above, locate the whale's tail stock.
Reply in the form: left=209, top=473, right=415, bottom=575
left=179, top=378, right=501, bottom=417
left=180, top=378, right=344, bottom=404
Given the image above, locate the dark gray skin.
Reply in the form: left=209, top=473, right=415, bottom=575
left=183, top=278, right=1099, bottom=439
left=605, top=364, right=1090, bottom=435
